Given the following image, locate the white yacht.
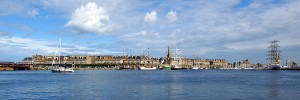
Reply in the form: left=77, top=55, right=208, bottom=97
left=191, top=66, right=199, bottom=70
left=139, top=66, right=157, bottom=70
left=51, top=65, right=74, bottom=73
left=51, top=38, right=74, bottom=73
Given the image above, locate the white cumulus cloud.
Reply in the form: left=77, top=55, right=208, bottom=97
left=65, top=2, right=111, bottom=34
left=140, top=30, right=147, bottom=36
left=144, top=11, right=157, bottom=24
left=166, top=9, right=177, bottom=22
left=27, top=9, right=39, bottom=17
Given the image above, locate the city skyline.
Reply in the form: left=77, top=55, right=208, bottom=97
left=1, top=0, right=300, bottom=64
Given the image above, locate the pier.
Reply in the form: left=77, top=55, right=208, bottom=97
left=0, top=62, right=32, bottom=70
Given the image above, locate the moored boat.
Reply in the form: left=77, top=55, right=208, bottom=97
left=51, top=65, right=74, bottom=73
left=50, top=38, right=74, bottom=73
left=171, top=65, right=187, bottom=70
left=163, top=65, right=171, bottom=70
left=139, top=66, right=157, bottom=70
left=270, top=65, right=281, bottom=70
left=267, top=39, right=281, bottom=70
left=191, top=66, right=199, bottom=70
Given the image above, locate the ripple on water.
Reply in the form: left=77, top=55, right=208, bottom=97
left=1, top=70, right=300, bottom=100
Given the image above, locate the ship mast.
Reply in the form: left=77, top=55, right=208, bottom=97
left=267, top=39, right=281, bottom=66
left=173, top=47, right=182, bottom=65
left=58, top=38, right=61, bottom=65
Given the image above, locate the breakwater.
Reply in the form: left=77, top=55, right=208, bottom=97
left=0, top=62, right=31, bottom=71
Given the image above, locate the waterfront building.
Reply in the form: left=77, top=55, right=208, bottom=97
left=27, top=54, right=157, bottom=66
left=240, top=59, right=255, bottom=68
left=23, top=54, right=235, bottom=69
left=22, top=57, right=33, bottom=64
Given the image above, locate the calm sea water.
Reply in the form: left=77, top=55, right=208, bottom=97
left=1, top=70, right=300, bottom=100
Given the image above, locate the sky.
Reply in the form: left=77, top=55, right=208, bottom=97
left=0, top=0, right=300, bottom=64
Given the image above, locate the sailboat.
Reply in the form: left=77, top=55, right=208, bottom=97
left=138, top=48, right=157, bottom=70
left=51, top=38, right=74, bottom=73
left=171, top=47, right=186, bottom=70
left=267, top=39, right=281, bottom=70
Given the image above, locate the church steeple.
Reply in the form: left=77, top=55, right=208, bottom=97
left=166, top=46, right=171, bottom=64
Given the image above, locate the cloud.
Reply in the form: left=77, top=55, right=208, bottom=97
left=140, top=30, right=147, bottom=36
left=166, top=9, right=177, bottom=22
left=0, top=36, right=54, bottom=54
left=0, top=36, right=117, bottom=57
left=2, top=0, right=300, bottom=63
left=0, top=0, right=26, bottom=16
left=144, top=11, right=158, bottom=24
left=19, top=25, right=34, bottom=32
left=0, top=0, right=41, bottom=17
left=27, top=9, right=39, bottom=17
left=0, top=31, right=10, bottom=36
left=141, top=11, right=159, bottom=35
left=115, top=0, right=300, bottom=63
left=19, top=25, right=35, bottom=37
left=65, top=2, right=112, bottom=34
left=41, top=0, right=84, bottom=14
left=248, top=2, right=261, bottom=8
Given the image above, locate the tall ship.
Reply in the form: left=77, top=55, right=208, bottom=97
left=51, top=38, right=74, bottom=73
left=267, top=39, right=281, bottom=70
left=171, top=47, right=186, bottom=70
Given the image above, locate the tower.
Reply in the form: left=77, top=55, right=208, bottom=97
left=166, top=46, right=171, bottom=64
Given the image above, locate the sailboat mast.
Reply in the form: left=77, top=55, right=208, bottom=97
left=268, top=39, right=281, bottom=66
left=52, top=38, right=60, bottom=66
left=58, top=38, right=61, bottom=65
left=174, top=47, right=176, bottom=62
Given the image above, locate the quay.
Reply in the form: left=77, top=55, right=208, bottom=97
left=0, top=62, right=32, bottom=71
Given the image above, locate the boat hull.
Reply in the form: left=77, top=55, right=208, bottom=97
left=51, top=67, right=74, bottom=73
left=270, top=66, right=281, bottom=70
left=51, top=70, right=74, bottom=73
left=163, top=65, right=171, bottom=70
left=139, top=66, right=157, bottom=70
left=191, top=68, right=199, bottom=70
left=171, top=67, right=187, bottom=70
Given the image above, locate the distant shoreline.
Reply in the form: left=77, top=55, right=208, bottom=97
left=1, top=67, right=300, bottom=71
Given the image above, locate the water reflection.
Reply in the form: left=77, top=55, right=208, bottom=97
left=269, top=71, right=279, bottom=99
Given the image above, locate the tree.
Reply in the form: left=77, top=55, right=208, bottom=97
left=256, top=63, right=261, bottom=67
left=292, top=61, right=297, bottom=68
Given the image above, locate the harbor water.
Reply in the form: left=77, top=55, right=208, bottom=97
left=1, top=70, right=300, bottom=100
